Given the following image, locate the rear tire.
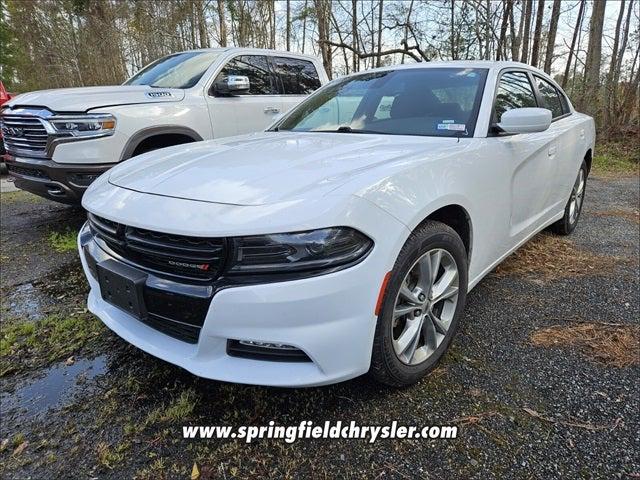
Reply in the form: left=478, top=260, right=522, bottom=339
left=370, top=221, right=468, bottom=387
left=550, top=161, right=587, bottom=236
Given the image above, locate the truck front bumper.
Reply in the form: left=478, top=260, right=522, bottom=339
left=5, top=155, right=114, bottom=204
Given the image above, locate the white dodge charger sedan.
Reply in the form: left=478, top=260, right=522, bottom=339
left=79, top=61, right=595, bottom=387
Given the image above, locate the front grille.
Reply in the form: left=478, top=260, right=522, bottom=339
left=1, top=116, right=49, bottom=158
left=143, top=314, right=201, bottom=344
left=7, top=164, right=51, bottom=180
left=88, top=213, right=227, bottom=281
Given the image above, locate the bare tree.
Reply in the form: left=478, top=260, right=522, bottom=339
left=543, top=0, right=561, bottom=73
left=562, top=0, right=585, bottom=89
left=520, top=0, right=533, bottom=63
left=582, top=0, right=607, bottom=111
left=530, top=0, right=545, bottom=68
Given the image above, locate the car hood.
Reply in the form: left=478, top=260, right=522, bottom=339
left=4, top=86, right=184, bottom=112
left=107, top=132, right=457, bottom=206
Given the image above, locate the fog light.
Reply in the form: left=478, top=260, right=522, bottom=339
left=238, top=340, right=297, bottom=350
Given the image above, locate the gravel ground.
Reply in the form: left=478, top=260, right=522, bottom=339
left=0, top=175, right=638, bottom=479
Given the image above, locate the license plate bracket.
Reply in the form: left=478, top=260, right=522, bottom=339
left=97, top=259, right=148, bottom=319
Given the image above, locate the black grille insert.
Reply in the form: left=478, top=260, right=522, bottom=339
left=88, top=213, right=227, bottom=281
left=7, top=164, right=51, bottom=180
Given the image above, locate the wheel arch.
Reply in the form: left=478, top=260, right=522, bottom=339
left=412, top=203, right=473, bottom=264
left=120, top=126, right=203, bottom=161
left=584, top=148, right=593, bottom=176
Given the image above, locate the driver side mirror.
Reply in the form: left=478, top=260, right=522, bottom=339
left=497, top=107, right=552, bottom=134
left=213, top=75, right=250, bottom=96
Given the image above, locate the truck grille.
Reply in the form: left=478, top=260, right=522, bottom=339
left=88, top=213, right=227, bottom=281
left=1, top=116, right=49, bottom=158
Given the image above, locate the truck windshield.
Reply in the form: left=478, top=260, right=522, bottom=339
left=273, top=67, right=488, bottom=137
left=125, top=51, right=220, bottom=89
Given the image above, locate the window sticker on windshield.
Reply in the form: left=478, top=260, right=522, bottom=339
left=437, top=123, right=466, bottom=131
left=442, top=120, right=455, bottom=124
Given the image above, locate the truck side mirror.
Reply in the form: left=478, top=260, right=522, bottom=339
left=214, top=75, right=250, bottom=96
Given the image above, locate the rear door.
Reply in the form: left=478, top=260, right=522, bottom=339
left=490, top=70, right=559, bottom=240
left=269, top=56, right=322, bottom=115
left=205, top=55, right=283, bottom=138
left=532, top=74, right=582, bottom=205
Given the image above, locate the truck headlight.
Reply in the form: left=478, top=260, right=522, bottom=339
left=51, top=114, right=116, bottom=138
left=228, top=227, right=373, bottom=274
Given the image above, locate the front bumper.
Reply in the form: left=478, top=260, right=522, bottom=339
left=78, top=222, right=393, bottom=387
left=5, top=155, right=114, bottom=204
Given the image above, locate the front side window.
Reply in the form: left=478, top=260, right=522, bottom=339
left=271, top=57, right=321, bottom=94
left=493, top=71, right=537, bottom=122
left=274, top=68, right=488, bottom=137
left=535, top=76, right=565, bottom=118
left=125, top=51, right=219, bottom=89
left=214, top=55, right=275, bottom=95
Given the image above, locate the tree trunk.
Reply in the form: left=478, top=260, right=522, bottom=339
left=352, top=0, right=359, bottom=71
left=508, top=0, right=517, bottom=60
left=605, top=0, right=626, bottom=129
left=450, top=0, right=456, bottom=60
left=485, top=0, right=491, bottom=60
left=376, top=0, right=383, bottom=67
left=530, top=0, right=545, bottom=68
left=520, top=0, right=532, bottom=63
left=217, top=0, right=227, bottom=47
left=562, top=0, right=585, bottom=89
left=582, top=0, right=607, bottom=115
left=286, top=0, right=291, bottom=51
left=314, top=0, right=332, bottom=79
left=543, top=0, right=560, bottom=73
left=497, top=0, right=512, bottom=61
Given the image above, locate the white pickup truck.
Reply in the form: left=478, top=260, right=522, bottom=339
left=1, top=48, right=328, bottom=203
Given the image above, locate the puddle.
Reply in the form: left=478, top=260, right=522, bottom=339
left=0, top=356, right=108, bottom=419
left=2, top=282, right=52, bottom=321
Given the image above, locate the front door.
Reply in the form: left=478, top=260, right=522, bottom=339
left=491, top=70, right=559, bottom=240
left=205, top=55, right=283, bottom=138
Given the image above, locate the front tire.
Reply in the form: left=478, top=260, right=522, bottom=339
left=550, top=161, right=588, bottom=235
left=370, top=221, right=468, bottom=387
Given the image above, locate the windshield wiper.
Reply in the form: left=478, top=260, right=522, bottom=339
left=333, top=126, right=386, bottom=134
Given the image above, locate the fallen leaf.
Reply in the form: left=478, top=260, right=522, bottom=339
left=0, top=438, right=8, bottom=452
left=191, top=462, right=200, bottom=480
left=65, top=356, right=75, bottom=366
left=13, top=441, right=28, bottom=456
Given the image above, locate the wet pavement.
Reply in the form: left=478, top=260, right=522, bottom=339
left=0, top=176, right=638, bottom=479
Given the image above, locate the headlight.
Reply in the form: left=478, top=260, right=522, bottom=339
left=228, top=227, right=373, bottom=274
left=50, top=114, right=116, bottom=138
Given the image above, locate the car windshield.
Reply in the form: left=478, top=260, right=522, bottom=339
left=125, top=51, right=220, bottom=89
left=274, top=67, right=488, bottom=137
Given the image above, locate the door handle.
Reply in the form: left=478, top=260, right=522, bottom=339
left=264, top=106, right=280, bottom=114
left=548, top=146, right=557, bottom=157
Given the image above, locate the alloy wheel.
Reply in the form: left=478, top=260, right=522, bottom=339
left=392, top=248, right=460, bottom=365
left=569, top=168, right=585, bottom=224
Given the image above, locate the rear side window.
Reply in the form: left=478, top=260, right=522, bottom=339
left=493, top=71, right=537, bottom=122
left=535, top=76, right=565, bottom=118
left=215, top=55, right=275, bottom=95
left=271, top=57, right=321, bottom=95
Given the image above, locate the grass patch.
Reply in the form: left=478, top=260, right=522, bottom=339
left=531, top=323, right=640, bottom=368
left=145, top=389, right=198, bottom=425
left=592, top=141, right=639, bottom=177
left=0, top=190, right=44, bottom=205
left=494, top=232, right=619, bottom=280
left=48, top=230, right=78, bottom=253
left=0, top=314, right=104, bottom=376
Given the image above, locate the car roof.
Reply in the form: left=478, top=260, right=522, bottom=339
left=178, top=47, right=321, bottom=61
